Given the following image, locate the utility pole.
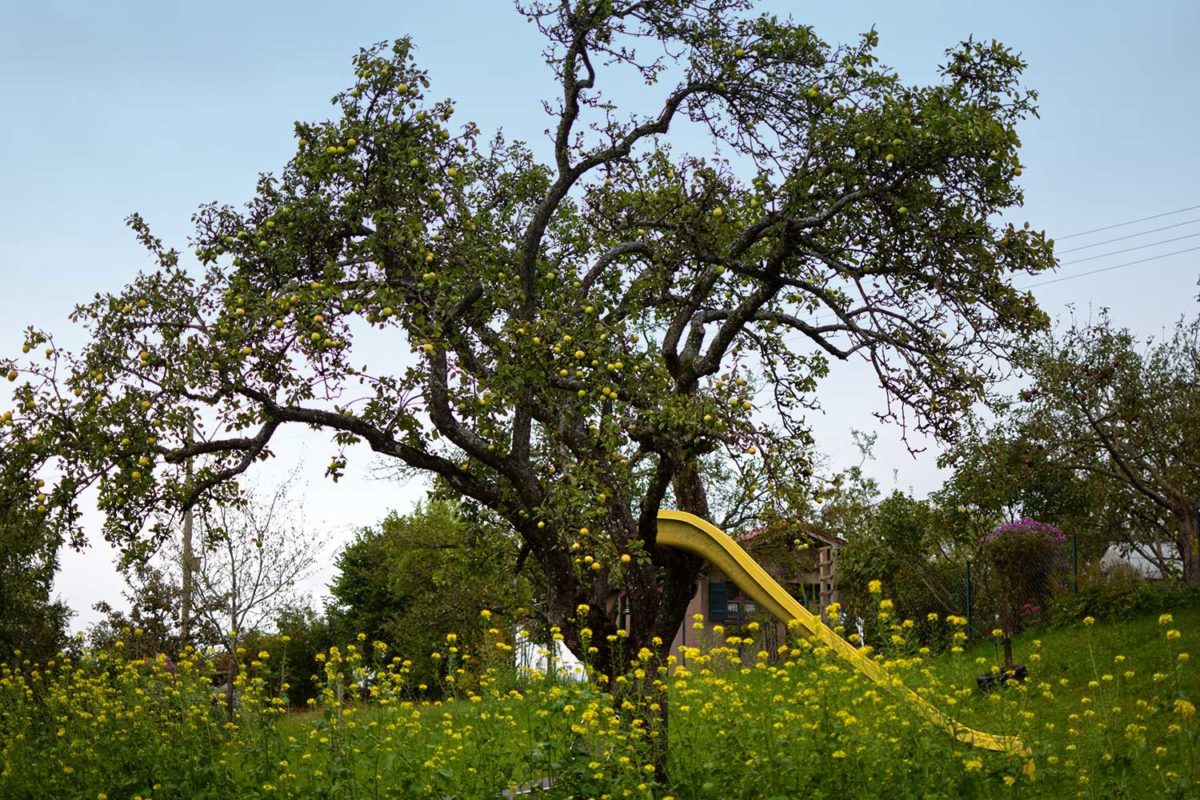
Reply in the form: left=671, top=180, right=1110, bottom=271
left=180, top=420, right=195, bottom=649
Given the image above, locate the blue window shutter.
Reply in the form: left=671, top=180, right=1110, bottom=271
left=708, top=581, right=727, bottom=622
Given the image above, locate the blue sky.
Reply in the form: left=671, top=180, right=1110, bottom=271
left=2, top=1, right=1198, bottom=625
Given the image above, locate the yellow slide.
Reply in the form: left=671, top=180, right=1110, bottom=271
left=657, top=510, right=1027, bottom=757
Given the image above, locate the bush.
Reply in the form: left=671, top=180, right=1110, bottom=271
left=838, top=492, right=969, bottom=649
left=1048, top=565, right=1200, bottom=624
left=979, top=518, right=1066, bottom=636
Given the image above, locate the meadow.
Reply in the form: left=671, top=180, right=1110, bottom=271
left=0, top=603, right=1195, bottom=800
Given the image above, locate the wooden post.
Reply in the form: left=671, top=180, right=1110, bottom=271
left=818, top=546, right=835, bottom=614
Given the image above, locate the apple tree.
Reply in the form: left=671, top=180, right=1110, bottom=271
left=1016, top=310, right=1200, bottom=583
left=0, top=0, right=1054, bottom=673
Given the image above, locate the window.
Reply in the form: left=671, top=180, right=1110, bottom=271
left=708, top=580, right=727, bottom=622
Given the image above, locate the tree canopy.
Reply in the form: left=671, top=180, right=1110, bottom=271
left=328, top=498, right=536, bottom=688
left=0, top=0, right=1054, bottom=665
left=0, top=514, right=71, bottom=663
left=1015, top=310, right=1200, bottom=583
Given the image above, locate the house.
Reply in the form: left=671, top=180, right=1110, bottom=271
left=667, top=521, right=844, bottom=659
left=1099, top=544, right=1179, bottom=580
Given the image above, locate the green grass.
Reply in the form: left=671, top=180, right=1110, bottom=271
left=917, top=605, right=1200, bottom=731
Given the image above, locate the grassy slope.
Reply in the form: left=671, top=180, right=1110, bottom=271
left=911, top=605, right=1200, bottom=734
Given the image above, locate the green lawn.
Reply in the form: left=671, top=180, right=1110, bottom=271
left=914, top=605, right=1200, bottom=731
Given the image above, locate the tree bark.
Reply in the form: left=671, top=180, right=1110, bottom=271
left=1173, top=506, right=1200, bottom=585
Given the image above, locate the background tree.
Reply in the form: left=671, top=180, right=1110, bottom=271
left=934, top=423, right=1114, bottom=592
left=0, top=517, right=71, bottom=664
left=89, top=562, right=182, bottom=658
left=1016, top=311, right=1200, bottom=583
left=937, top=424, right=1097, bottom=533
left=0, top=1, right=1054, bottom=672
left=179, top=481, right=318, bottom=669
left=328, top=498, right=536, bottom=688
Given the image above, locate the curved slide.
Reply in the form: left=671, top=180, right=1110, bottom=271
left=657, top=510, right=1026, bottom=756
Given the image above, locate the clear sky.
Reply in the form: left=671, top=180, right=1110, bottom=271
left=2, top=1, right=1198, bottom=629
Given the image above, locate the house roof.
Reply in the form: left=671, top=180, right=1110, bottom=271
left=734, top=520, right=847, bottom=548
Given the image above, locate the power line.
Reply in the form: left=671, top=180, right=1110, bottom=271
left=786, top=245, right=1197, bottom=328
left=1057, top=217, right=1200, bottom=254
left=1057, top=204, right=1200, bottom=241
left=1021, top=245, right=1200, bottom=290
left=770, top=209, right=1200, bottom=327
left=1059, top=230, right=1200, bottom=266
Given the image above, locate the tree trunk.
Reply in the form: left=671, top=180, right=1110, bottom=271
left=659, top=458, right=708, bottom=648
left=224, top=635, right=239, bottom=716
left=646, top=458, right=711, bottom=781
left=1173, top=506, right=1200, bottom=585
left=519, top=461, right=715, bottom=783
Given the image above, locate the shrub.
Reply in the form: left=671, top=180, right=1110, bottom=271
left=1048, top=564, right=1200, bottom=624
left=980, top=518, right=1067, bottom=666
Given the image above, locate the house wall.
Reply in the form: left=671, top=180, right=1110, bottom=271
left=667, top=552, right=838, bottom=662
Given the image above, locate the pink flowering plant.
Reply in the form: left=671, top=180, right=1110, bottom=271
left=981, top=518, right=1067, bottom=668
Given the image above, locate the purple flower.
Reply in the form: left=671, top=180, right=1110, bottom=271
left=981, top=517, right=1065, bottom=544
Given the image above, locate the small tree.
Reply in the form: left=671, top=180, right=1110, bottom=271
left=169, top=480, right=318, bottom=696
left=838, top=491, right=969, bottom=626
left=328, top=498, right=536, bottom=689
left=89, top=562, right=183, bottom=658
left=980, top=517, right=1065, bottom=668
